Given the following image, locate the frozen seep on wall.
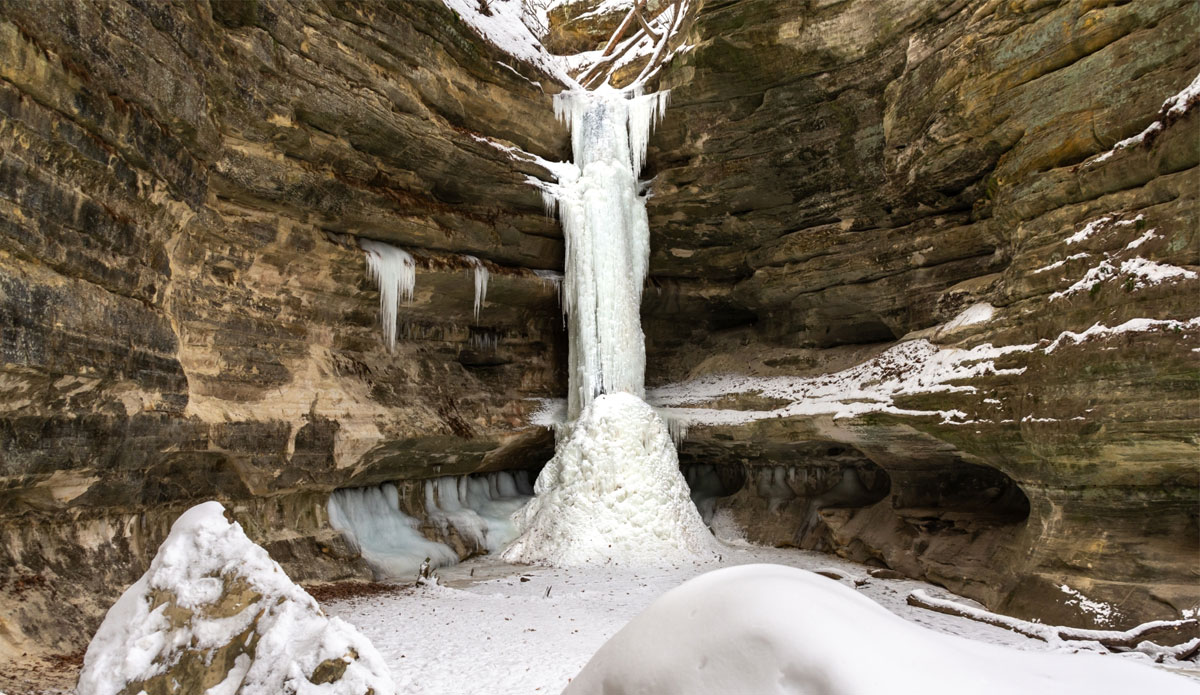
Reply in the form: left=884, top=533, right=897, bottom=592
left=328, top=473, right=533, bottom=579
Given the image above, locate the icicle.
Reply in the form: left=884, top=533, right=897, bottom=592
left=659, top=409, right=690, bottom=447
left=360, top=239, right=415, bottom=351
left=464, top=255, right=489, bottom=320
left=469, top=328, right=500, bottom=351
left=533, top=270, right=565, bottom=310
left=422, top=472, right=534, bottom=553
left=628, top=90, right=671, bottom=177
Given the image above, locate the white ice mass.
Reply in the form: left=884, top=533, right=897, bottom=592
left=563, top=564, right=1199, bottom=695
left=361, top=239, right=416, bottom=351
left=329, top=473, right=532, bottom=579
left=546, top=86, right=667, bottom=418
left=77, top=501, right=396, bottom=695
left=504, top=85, right=714, bottom=566
left=329, top=484, right=460, bottom=579
left=503, top=392, right=716, bottom=565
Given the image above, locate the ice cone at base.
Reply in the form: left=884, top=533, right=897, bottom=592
left=503, top=393, right=717, bottom=565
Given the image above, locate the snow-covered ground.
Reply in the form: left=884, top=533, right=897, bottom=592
left=324, top=541, right=1200, bottom=695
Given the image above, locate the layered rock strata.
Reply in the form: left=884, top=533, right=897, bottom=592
left=641, top=0, right=1199, bottom=626
left=0, top=0, right=568, bottom=674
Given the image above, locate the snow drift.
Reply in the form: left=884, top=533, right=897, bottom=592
left=77, top=501, right=396, bottom=695
left=564, top=564, right=1199, bottom=695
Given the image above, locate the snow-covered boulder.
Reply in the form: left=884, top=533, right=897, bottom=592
left=564, top=564, right=1199, bottom=695
left=76, top=501, right=396, bottom=695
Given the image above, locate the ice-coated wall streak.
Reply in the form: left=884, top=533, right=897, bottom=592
left=465, top=255, right=490, bottom=320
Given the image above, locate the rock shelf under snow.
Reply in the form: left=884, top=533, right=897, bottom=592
left=650, top=316, right=1200, bottom=429
left=563, top=564, right=1199, bottom=695
left=502, top=392, right=716, bottom=566
left=76, top=501, right=395, bottom=695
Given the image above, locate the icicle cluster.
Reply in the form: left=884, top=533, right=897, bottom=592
left=424, top=471, right=534, bottom=553
left=361, top=239, right=415, bottom=351
left=329, top=472, right=533, bottom=579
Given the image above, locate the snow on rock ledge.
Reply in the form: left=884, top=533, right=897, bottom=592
left=502, top=392, right=717, bottom=566
left=77, top=501, right=396, bottom=695
left=564, top=564, right=1199, bottom=695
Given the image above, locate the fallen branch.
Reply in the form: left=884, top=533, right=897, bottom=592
left=580, top=26, right=647, bottom=88
left=1133, top=637, right=1200, bottom=663
left=907, top=589, right=1198, bottom=654
left=600, top=0, right=649, bottom=57
left=633, top=0, right=685, bottom=84
left=633, top=9, right=661, bottom=42
left=814, top=567, right=868, bottom=587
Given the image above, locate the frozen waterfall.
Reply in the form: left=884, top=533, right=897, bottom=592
left=543, top=86, right=669, bottom=418
left=504, top=86, right=715, bottom=566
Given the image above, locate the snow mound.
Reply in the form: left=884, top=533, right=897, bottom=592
left=564, top=564, right=1199, bottom=695
left=502, top=392, right=717, bottom=566
left=77, top=501, right=396, bottom=695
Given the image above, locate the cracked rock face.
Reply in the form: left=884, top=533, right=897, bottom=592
left=0, top=0, right=1197, bottom=677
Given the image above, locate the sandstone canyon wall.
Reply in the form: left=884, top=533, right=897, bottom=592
left=0, top=0, right=1196, bottom=673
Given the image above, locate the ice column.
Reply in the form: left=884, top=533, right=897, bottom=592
left=549, top=86, right=670, bottom=418
left=503, top=86, right=715, bottom=566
